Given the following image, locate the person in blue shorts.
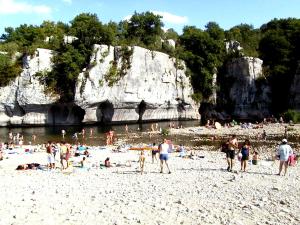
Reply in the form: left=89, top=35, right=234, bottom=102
left=159, top=139, right=171, bottom=174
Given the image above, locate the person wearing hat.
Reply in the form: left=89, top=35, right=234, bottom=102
left=276, top=139, right=293, bottom=176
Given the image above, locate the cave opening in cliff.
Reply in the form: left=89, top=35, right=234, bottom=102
left=70, top=106, right=85, bottom=124
left=48, top=105, right=69, bottom=125
left=138, top=100, right=147, bottom=122
left=97, top=101, right=114, bottom=124
left=48, top=105, right=85, bottom=125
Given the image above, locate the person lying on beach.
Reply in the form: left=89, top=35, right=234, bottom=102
left=16, top=163, right=41, bottom=170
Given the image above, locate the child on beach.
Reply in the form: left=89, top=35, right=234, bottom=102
left=151, top=143, right=159, bottom=163
left=139, top=151, right=146, bottom=174
left=104, top=157, right=111, bottom=167
left=252, top=151, right=259, bottom=165
left=80, top=157, right=86, bottom=168
left=178, top=144, right=186, bottom=157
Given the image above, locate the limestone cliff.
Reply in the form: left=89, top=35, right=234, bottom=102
left=75, top=45, right=200, bottom=124
left=0, top=46, right=200, bottom=126
left=226, top=57, right=271, bottom=119
left=0, top=48, right=59, bottom=126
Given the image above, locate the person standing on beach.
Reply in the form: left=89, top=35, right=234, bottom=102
left=284, top=126, right=288, bottom=138
left=159, top=139, right=171, bottom=174
left=139, top=151, right=146, bottom=174
left=226, top=135, right=238, bottom=172
left=240, top=139, right=251, bottom=172
left=151, top=143, right=159, bottom=163
left=46, top=142, right=55, bottom=169
left=60, top=142, right=68, bottom=170
left=277, top=139, right=293, bottom=176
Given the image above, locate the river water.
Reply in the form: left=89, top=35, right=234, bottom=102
left=0, top=120, right=200, bottom=146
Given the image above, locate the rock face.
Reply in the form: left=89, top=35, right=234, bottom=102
left=0, top=46, right=200, bottom=126
left=0, top=48, right=59, bottom=126
left=290, top=63, right=300, bottom=110
left=75, top=45, right=200, bottom=124
left=226, top=57, right=271, bottom=119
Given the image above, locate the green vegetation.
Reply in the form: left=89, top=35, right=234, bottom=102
left=283, top=109, right=300, bottom=123
left=0, top=13, right=299, bottom=115
left=161, top=128, right=170, bottom=136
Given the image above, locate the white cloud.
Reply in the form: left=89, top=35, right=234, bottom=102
left=123, top=15, right=132, bottom=21
left=0, top=0, right=51, bottom=14
left=62, top=0, right=72, bottom=4
left=152, top=11, right=188, bottom=25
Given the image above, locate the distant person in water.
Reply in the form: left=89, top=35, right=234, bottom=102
left=89, top=128, right=94, bottom=137
left=81, top=128, right=86, bottom=137
left=32, top=134, right=37, bottom=143
left=61, top=129, right=66, bottom=139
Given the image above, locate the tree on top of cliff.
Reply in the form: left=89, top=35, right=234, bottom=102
left=178, top=23, right=225, bottom=100
left=225, top=24, right=260, bottom=57
left=124, top=11, right=164, bottom=49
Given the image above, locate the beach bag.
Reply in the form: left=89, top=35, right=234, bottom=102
left=288, top=154, right=296, bottom=166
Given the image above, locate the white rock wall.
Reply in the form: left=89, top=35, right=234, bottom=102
left=0, top=48, right=58, bottom=126
left=227, top=57, right=271, bottom=119
left=75, top=45, right=200, bottom=123
left=0, top=45, right=200, bottom=126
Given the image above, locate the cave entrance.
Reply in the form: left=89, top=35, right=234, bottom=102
left=69, top=106, right=85, bottom=124
left=48, top=105, right=85, bottom=125
left=97, top=101, right=114, bottom=124
left=138, top=100, right=147, bottom=122
left=48, top=105, right=69, bottom=125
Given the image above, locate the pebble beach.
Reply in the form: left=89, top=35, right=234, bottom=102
left=0, top=123, right=299, bottom=225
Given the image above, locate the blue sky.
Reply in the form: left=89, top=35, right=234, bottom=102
left=1, top=0, right=300, bottom=35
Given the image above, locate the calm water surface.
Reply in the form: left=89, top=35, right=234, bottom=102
left=0, top=121, right=200, bottom=146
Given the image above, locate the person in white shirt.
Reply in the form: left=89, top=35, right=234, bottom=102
left=159, top=139, right=171, bottom=174
left=277, top=139, right=293, bottom=176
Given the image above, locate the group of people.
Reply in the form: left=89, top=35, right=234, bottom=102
left=139, top=139, right=172, bottom=175
left=222, top=134, right=295, bottom=175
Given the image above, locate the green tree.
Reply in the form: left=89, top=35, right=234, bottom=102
left=178, top=24, right=225, bottom=99
left=226, top=24, right=261, bottom=57
left=126, top=11, right=164, bottom=48
left=258, top=18, right=300, bottom=113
